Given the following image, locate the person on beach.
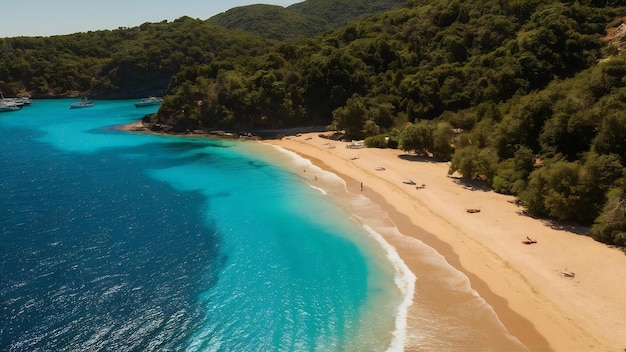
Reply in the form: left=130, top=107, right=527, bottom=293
left=523, top=236, right=537, bottom=244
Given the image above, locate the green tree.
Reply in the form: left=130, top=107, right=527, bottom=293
left=520, top=160, right=590, bottom=222
left=577, top=153, right=625, bottom=223
left=399, top=121, right=434, bottom=156
left=593, top=111, right=626, bottom=164
left=331, top=95, right=368, bottom=139
left=432, top=122, right=455, bottom=160
left=492, top=145, right=535, bottom=194
left=591, top=193, right=626, bottom=247
left=448, top=145, right=498, bottom=181
left=542, top=162, right=582, bottom=221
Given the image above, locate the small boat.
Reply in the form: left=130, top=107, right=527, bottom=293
left=14, top=96, right=33, bottom=105
left=2, top=96, right=32, bottom=106
left=402, top=179, right=416, bottom=185
left=70, top=97, right=94, bottom=109
left=134, top=96, right=162, bottom=107
left=0, top=90, right=23, bottom=112
left=0, top=91, right=24, bottom=112
left=0, top=101, right=21, bottom=112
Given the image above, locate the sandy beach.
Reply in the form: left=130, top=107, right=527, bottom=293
left=266, top=132, right=626, bottom=352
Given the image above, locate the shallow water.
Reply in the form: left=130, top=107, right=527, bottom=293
left=0, top=100, right=406, bottom=351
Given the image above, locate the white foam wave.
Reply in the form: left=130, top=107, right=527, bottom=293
left=361, top=224, right=416, bottom=352
left=268, top=145, right=416, bottom=350
left=269, top=145, right=312, bottom=168
left=268, top=145, right=346, bottom=185
left=265, top=143, right=526, bottom=350
left=308, top=184, right=327, bottom=195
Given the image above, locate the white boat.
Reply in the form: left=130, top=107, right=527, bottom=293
left=0, top=101, right=21, bottom=112
left=0, top=91, right=22, bottom=112
left=13, top=96, right=33, bottom=105
left=134, top=96, right=162, bottom=107
left=70, top=97, right=94, bottom=109
left=1, top=98, right=29, bottom=107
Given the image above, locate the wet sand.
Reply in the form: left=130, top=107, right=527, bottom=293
left=266, top=133, right=626, bottom=352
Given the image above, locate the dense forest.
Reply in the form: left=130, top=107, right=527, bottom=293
left=0, top=17, right=274, bottom=98
left=2, top=0, right=626, bottom=248
left=208, top=0, right=405, bottom=41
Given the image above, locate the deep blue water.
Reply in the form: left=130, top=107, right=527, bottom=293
left=0, top=100, right=403, bottom=351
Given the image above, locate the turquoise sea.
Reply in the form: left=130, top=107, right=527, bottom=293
left=0, top=100, right=410, bottom=351
left=1, top=99, right=526, bottom=351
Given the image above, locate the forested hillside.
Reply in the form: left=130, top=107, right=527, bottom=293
left=2, top=0, right=626, bottom=247
left=156, top=0, right=623, bottom=129
left=208, top=0, right=405, bottom=41
left=152, top=0, right=626, bottom=247
left=208, top=5, right=326, bottom=42
left=0, top=0, right=400, bottom=97
left=0, top=17, right=273, bottom=98
left=288, top=0, right=406, bottom=27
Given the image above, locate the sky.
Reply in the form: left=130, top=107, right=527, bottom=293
left=0, top=0, right=301, bottom=38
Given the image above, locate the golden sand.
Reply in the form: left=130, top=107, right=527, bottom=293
left=266, top=133, right=626, bottom=352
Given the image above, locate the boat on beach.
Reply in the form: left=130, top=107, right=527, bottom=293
left=70, top=97, right=95, bottom=109
left=134, top=96, right=162, bottom=107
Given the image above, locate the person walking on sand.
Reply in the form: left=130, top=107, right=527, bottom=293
left=360, top=182, right=363, bottom=191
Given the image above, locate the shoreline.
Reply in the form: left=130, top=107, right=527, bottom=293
left=265, top=132, right=626, bottom=352
left=117, top=121, right=626, bottom=351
